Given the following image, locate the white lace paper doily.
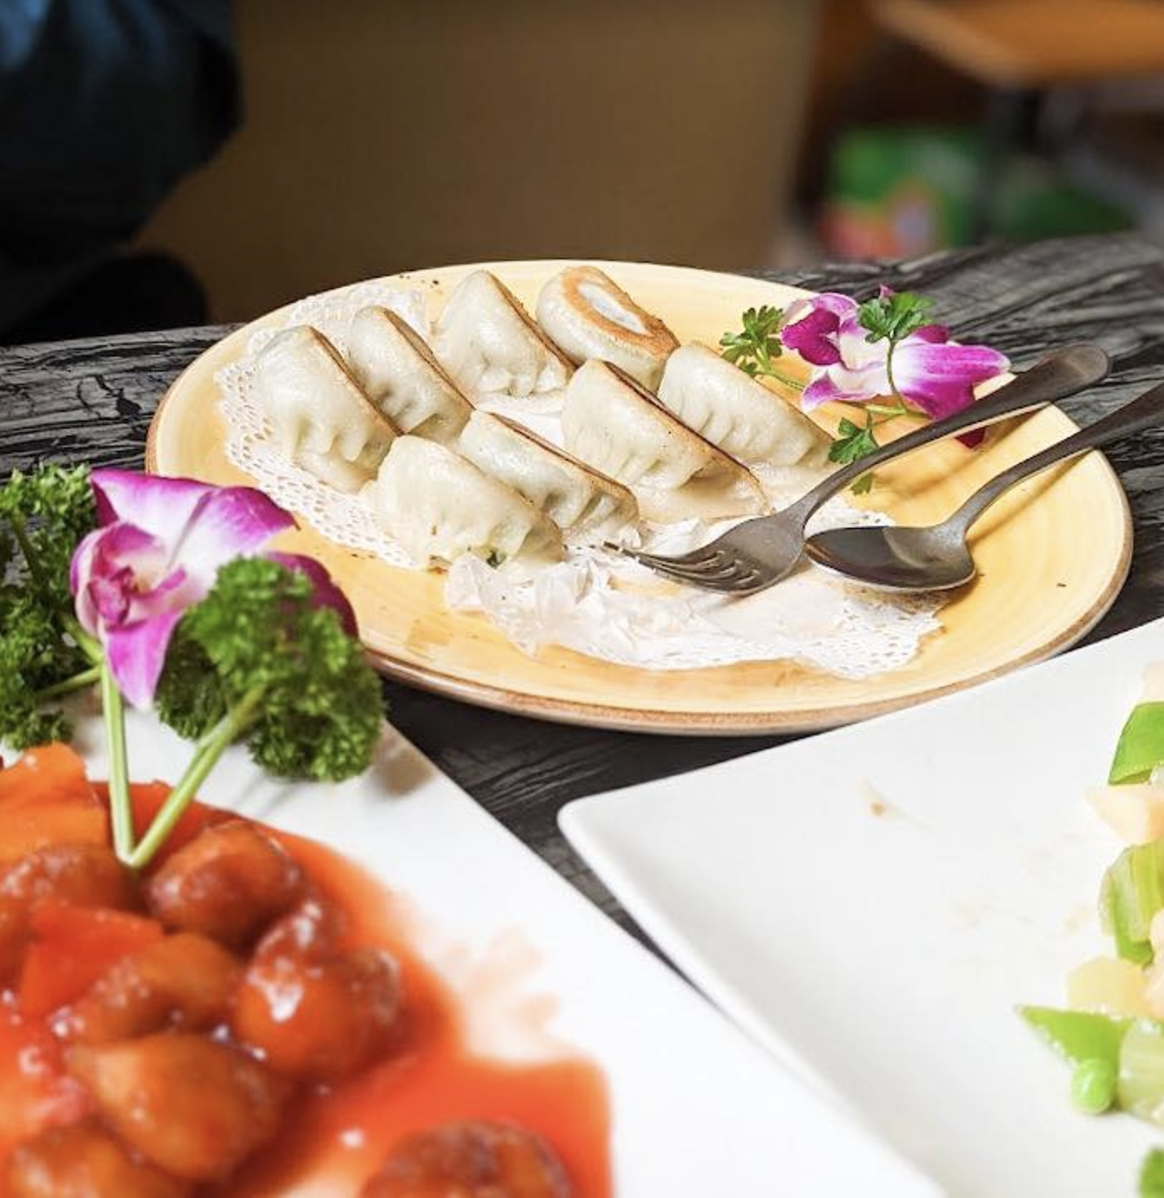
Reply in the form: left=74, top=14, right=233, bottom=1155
left=216, top=282, right=943, bottom=679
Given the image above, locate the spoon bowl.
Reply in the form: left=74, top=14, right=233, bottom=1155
left=807, top=525, right=976, bottom=592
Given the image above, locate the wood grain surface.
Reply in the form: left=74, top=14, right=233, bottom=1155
left=3, top=235, right=1163, bottom=938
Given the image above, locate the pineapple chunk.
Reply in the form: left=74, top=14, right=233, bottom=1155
left=1141, top=664, right=1164, bottom=703
left=1089, top=783, right=1164, bottom=845
left=1068, top=956, right=1150, bottom=1017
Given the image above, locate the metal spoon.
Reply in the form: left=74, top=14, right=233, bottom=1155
left=620, top=343, right=1108, bottom=595
left=804, top=378, right=1164, bottom=592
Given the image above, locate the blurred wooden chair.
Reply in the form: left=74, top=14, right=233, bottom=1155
left=870, top=0, right=1164, bottom=234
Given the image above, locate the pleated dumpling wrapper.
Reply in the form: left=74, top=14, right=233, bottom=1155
left=536, top=265, right=679, bottom=390
left=256, top=325, right=398, bottom=493
left=657, top=343, right=830, bottom=467
left=346, top=306, right=473, bottom=446
left=364, top=435, right=563, bottom=572
left=459, top=409, right=638, bottom=545
left=433, top=270, right=573, bottom=400
left=561, top=360, right=766, bottom=522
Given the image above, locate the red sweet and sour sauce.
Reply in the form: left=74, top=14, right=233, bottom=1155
left=0, top=745, right=612, bottom=1196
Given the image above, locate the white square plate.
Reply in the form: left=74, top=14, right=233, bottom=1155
left=561, top=618, right=1164, bottom=1197
left=58, top=711, right=932, bottom=1197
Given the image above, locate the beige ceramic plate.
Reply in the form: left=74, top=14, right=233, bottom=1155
left=148, top=260, right=1132, bottom=734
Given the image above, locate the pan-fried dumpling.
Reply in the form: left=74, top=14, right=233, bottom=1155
left=433, top=270, right=573, bottom=400
left=658, top=343, right=830, bottom=466
left=345, top=306, right=473, bottom=445
left=364, top=435, right=563, bottom=570
left=561, top=360, right=766, bottom=521
left=459, top=410, right=638, bottom=544
left=256, top=325, right=397, bottom=493
left=536, top=265, right=679, bottom=390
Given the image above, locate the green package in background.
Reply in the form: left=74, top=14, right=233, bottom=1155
left=821, top=126, right=1131, bottom=257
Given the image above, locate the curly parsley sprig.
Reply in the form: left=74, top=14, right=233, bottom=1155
left=0, top=465, right=99, bottom=749
left=718, top=305, right=804, bottom=390
left=137, top=557, right=383, bottom=867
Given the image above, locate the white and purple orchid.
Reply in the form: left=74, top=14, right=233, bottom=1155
left=70, top=470, right=355, bottom=707
left=781, top=290, right=1009, bottom=419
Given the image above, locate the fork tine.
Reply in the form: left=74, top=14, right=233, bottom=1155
left=611, top=537, right=735, bottom=569
left=646, top=557, right=758, bottom=588
left=666, top=559, right=750, bottom=582
left=635, top=555, right=738, bottom=582
left=626, top=547, right=726, bottom=571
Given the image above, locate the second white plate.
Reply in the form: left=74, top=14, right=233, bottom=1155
left=561, top=618, right=1164, bottom=1197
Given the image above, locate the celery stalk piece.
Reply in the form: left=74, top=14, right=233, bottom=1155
left=1019, top=1006, right=1131, bottom=1070
left=1111, top=703, right=1164, bottom=785
left=1120, top=1021, right=1164, bottom=1127
left=1100, top=842, right=1164, bottom=966
left=1142, top=1148, right=1164, bottom=1198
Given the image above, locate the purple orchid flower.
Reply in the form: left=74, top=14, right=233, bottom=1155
left=71, top=470, right=356, bottom=707
left=781, top=291, right=1009, bottom=420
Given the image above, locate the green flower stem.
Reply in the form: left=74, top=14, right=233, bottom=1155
left=63, top=616, right=104, bottom=666
left=864, top=400, right=912, bottom=418
left=34, top=665, right=101, bottom=702
left=127, top=685, right=265, bottom=871
left=766, top=370, right=806, bottom=392
left=100, top=660, right=135, bottom=862
left=885, top=340, right=900, bottom=402
left=8, top=514, right=48, bottom=592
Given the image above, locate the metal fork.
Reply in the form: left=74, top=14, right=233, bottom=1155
left=618, top=343, right=1109, bottom=595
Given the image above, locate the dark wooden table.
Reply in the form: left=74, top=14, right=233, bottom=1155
left=3, top=234, right=1163, bottom=936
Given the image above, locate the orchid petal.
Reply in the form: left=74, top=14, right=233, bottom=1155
left=893, top=339, right=1010, bottom=421
left=170, top=486, right=295, bottom=594
left=801, top=374, right=850, bottom=410
left=795, top=293, right=857, bottom=321
left=91, top=469, right=216, bottom=537
left=913, top=324, right=950, bottom=344
left=71, top=523, right=166, bottom=635
left=88, top=568, right=134, bottom=626
left=70, top=529, right=103, bottom=632
left=268, top=552, right=359, bottom=636
left=104, top=609, right=185, bottom=709
left=835, top=320, right=888, bottom=373
left=781, top=308, right=843, bottom=366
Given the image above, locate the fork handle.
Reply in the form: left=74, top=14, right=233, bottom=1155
left=947, top=377, right=1164, bottom=533
left=786, top=343, right=1110, bottom=522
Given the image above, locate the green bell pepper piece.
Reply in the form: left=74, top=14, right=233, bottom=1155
left=1110, top=703, right=1164, bottom=785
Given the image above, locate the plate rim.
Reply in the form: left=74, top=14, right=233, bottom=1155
left=145, top=258, right=1134, bottom=735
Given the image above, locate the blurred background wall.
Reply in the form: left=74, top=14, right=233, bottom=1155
left=137, top=0, right=819, bottom=322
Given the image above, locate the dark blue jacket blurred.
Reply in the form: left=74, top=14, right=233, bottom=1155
left=0, top=0, right=237, bottom=329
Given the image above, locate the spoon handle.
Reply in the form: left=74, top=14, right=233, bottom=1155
left=949, top=379, right=1164, bottom=533
left=789, top=343, right=1110, bottom=519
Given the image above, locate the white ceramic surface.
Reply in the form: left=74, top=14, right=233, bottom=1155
left=59, top=711, right=935, bottom=1197
left=561, top=617, right=1164, bottom=1197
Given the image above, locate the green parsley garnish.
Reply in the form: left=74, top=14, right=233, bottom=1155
left=857, top=290, right=932, bottom=399
left=0, top=464, right=99, bottom=749
left=819, top=291, right=934, bottom=493
left=718, top=306, right=802, bottom=389
left=139, top=557, right=383, bottom=867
